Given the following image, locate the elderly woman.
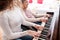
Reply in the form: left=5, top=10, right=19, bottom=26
left=0, top=0, right=44, bottom=40
left=21, top=0, right=50, bottom=22
left=20, top=0, right=49, bottom=31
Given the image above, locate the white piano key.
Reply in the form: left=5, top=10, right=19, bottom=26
left=38, top=38, right=46, bottom=40
left=41, top=22, right=46, bottom=27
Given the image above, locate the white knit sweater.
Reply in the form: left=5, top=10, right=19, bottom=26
left=0, top=6, right=36, bottom=40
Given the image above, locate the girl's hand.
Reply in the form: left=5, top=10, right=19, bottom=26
left=27, top=30, right=40, bottom=37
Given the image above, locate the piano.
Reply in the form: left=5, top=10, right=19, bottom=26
left=21, top=7, right=59, bottom=40
left=33, top=8, right=59, bottom=40
left=37, top=12, right=54, bottom=40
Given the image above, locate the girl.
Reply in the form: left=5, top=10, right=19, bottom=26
left=0, top=0, right=44, bottom=40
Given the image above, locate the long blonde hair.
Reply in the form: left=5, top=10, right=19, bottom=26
left=0, top=0, right=23, bottom=11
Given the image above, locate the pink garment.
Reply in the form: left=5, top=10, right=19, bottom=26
left=24, top=10, right=35, bottom=18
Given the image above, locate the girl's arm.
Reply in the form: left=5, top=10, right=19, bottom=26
left=0, top=14, right=30, bottom=39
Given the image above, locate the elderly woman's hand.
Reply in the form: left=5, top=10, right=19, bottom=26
left=34, top=24, right=44, bottom=31
left=40, top=17, right=48, bottom=23
left=44, top=14, right=51, bottom=18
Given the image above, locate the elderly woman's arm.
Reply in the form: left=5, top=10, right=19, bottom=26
left=21, top=10, right=42, bottom=22
left=31, top=12, right=50, bottom=18
left=32, top=12, right=46, bottom=17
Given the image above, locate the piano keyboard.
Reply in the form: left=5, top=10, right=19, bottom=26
left=33, top=15, right=53, bottom=40
left=38, top=16, right=53, bottom=40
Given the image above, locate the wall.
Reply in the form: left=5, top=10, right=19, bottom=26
left=27, top=0, right=58, bottom=11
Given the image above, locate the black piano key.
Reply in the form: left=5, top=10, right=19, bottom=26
left=40, top=35, right=46, bottom=39
left=48, top=18, right=52, bottom=21
left=47, top=19, right=51, bottom=22
left=41, top=30, right=48, bottom=35
left=42, top=29, right=48, bottom=32
left=48, top=17, right=52, bottom=21
left=47, top=16, right=52, bottom=21
left=46, top=21, right=51, bottom=24
left=45, top=24, right=50, bottom=28
left=46, top=20, right=51, bottom=23
left=44, top=27, right=49, bottom=30
left=46, top=22, right=51, bottom=25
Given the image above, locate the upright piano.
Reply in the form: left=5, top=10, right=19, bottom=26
left=33, top=8, right=59, bottom=40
